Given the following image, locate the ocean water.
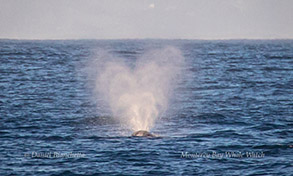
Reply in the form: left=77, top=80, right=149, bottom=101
left=0, top=39, right=292, bottom=175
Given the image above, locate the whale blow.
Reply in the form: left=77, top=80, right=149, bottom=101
left=132, top=130, right=156, bottom=137
left=90, top=47, right=184, bottom=132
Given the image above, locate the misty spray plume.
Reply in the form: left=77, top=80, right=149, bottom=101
left=92, top=46, right=184, bottom=132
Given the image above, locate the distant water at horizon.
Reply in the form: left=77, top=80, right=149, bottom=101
left=0, top=39, right=292, bottom=175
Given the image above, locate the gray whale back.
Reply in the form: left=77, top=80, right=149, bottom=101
left=132, top=130, right=156, bottom=137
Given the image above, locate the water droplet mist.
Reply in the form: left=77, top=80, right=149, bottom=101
left=91, top=46, right=184, bottom=132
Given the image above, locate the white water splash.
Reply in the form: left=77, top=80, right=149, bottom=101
left=91, top=46, right=184, bottom=132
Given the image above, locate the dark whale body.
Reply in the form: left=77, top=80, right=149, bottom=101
left=132, top=130, right=156, bottom=137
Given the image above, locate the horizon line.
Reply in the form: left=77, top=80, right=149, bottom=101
left=1, top=37, right=293, bottom=41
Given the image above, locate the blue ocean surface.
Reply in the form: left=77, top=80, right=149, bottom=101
left=0, top=39, right=292, bottom=175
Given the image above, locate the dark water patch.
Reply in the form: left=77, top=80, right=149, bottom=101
left=262, top=66, right=293, bottom=71
left=195, top=113, right=226, bottom=120
left=252, top=144, right=292, bottom=151
left=51, top=171, right=86, bottom=176
left=16, top=125, right=42, bottom=130
left=39, top=135, right=74, bottom=141
left=114, top=50, right=140, bottom=55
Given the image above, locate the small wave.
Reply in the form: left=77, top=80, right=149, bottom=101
left=51, top=171, right=85, bottom=176
left=40, top=135, right=73, bottom=141
left=77, top=116, right=118, bottom=126
left=187, top=130, right=253, bottom=139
